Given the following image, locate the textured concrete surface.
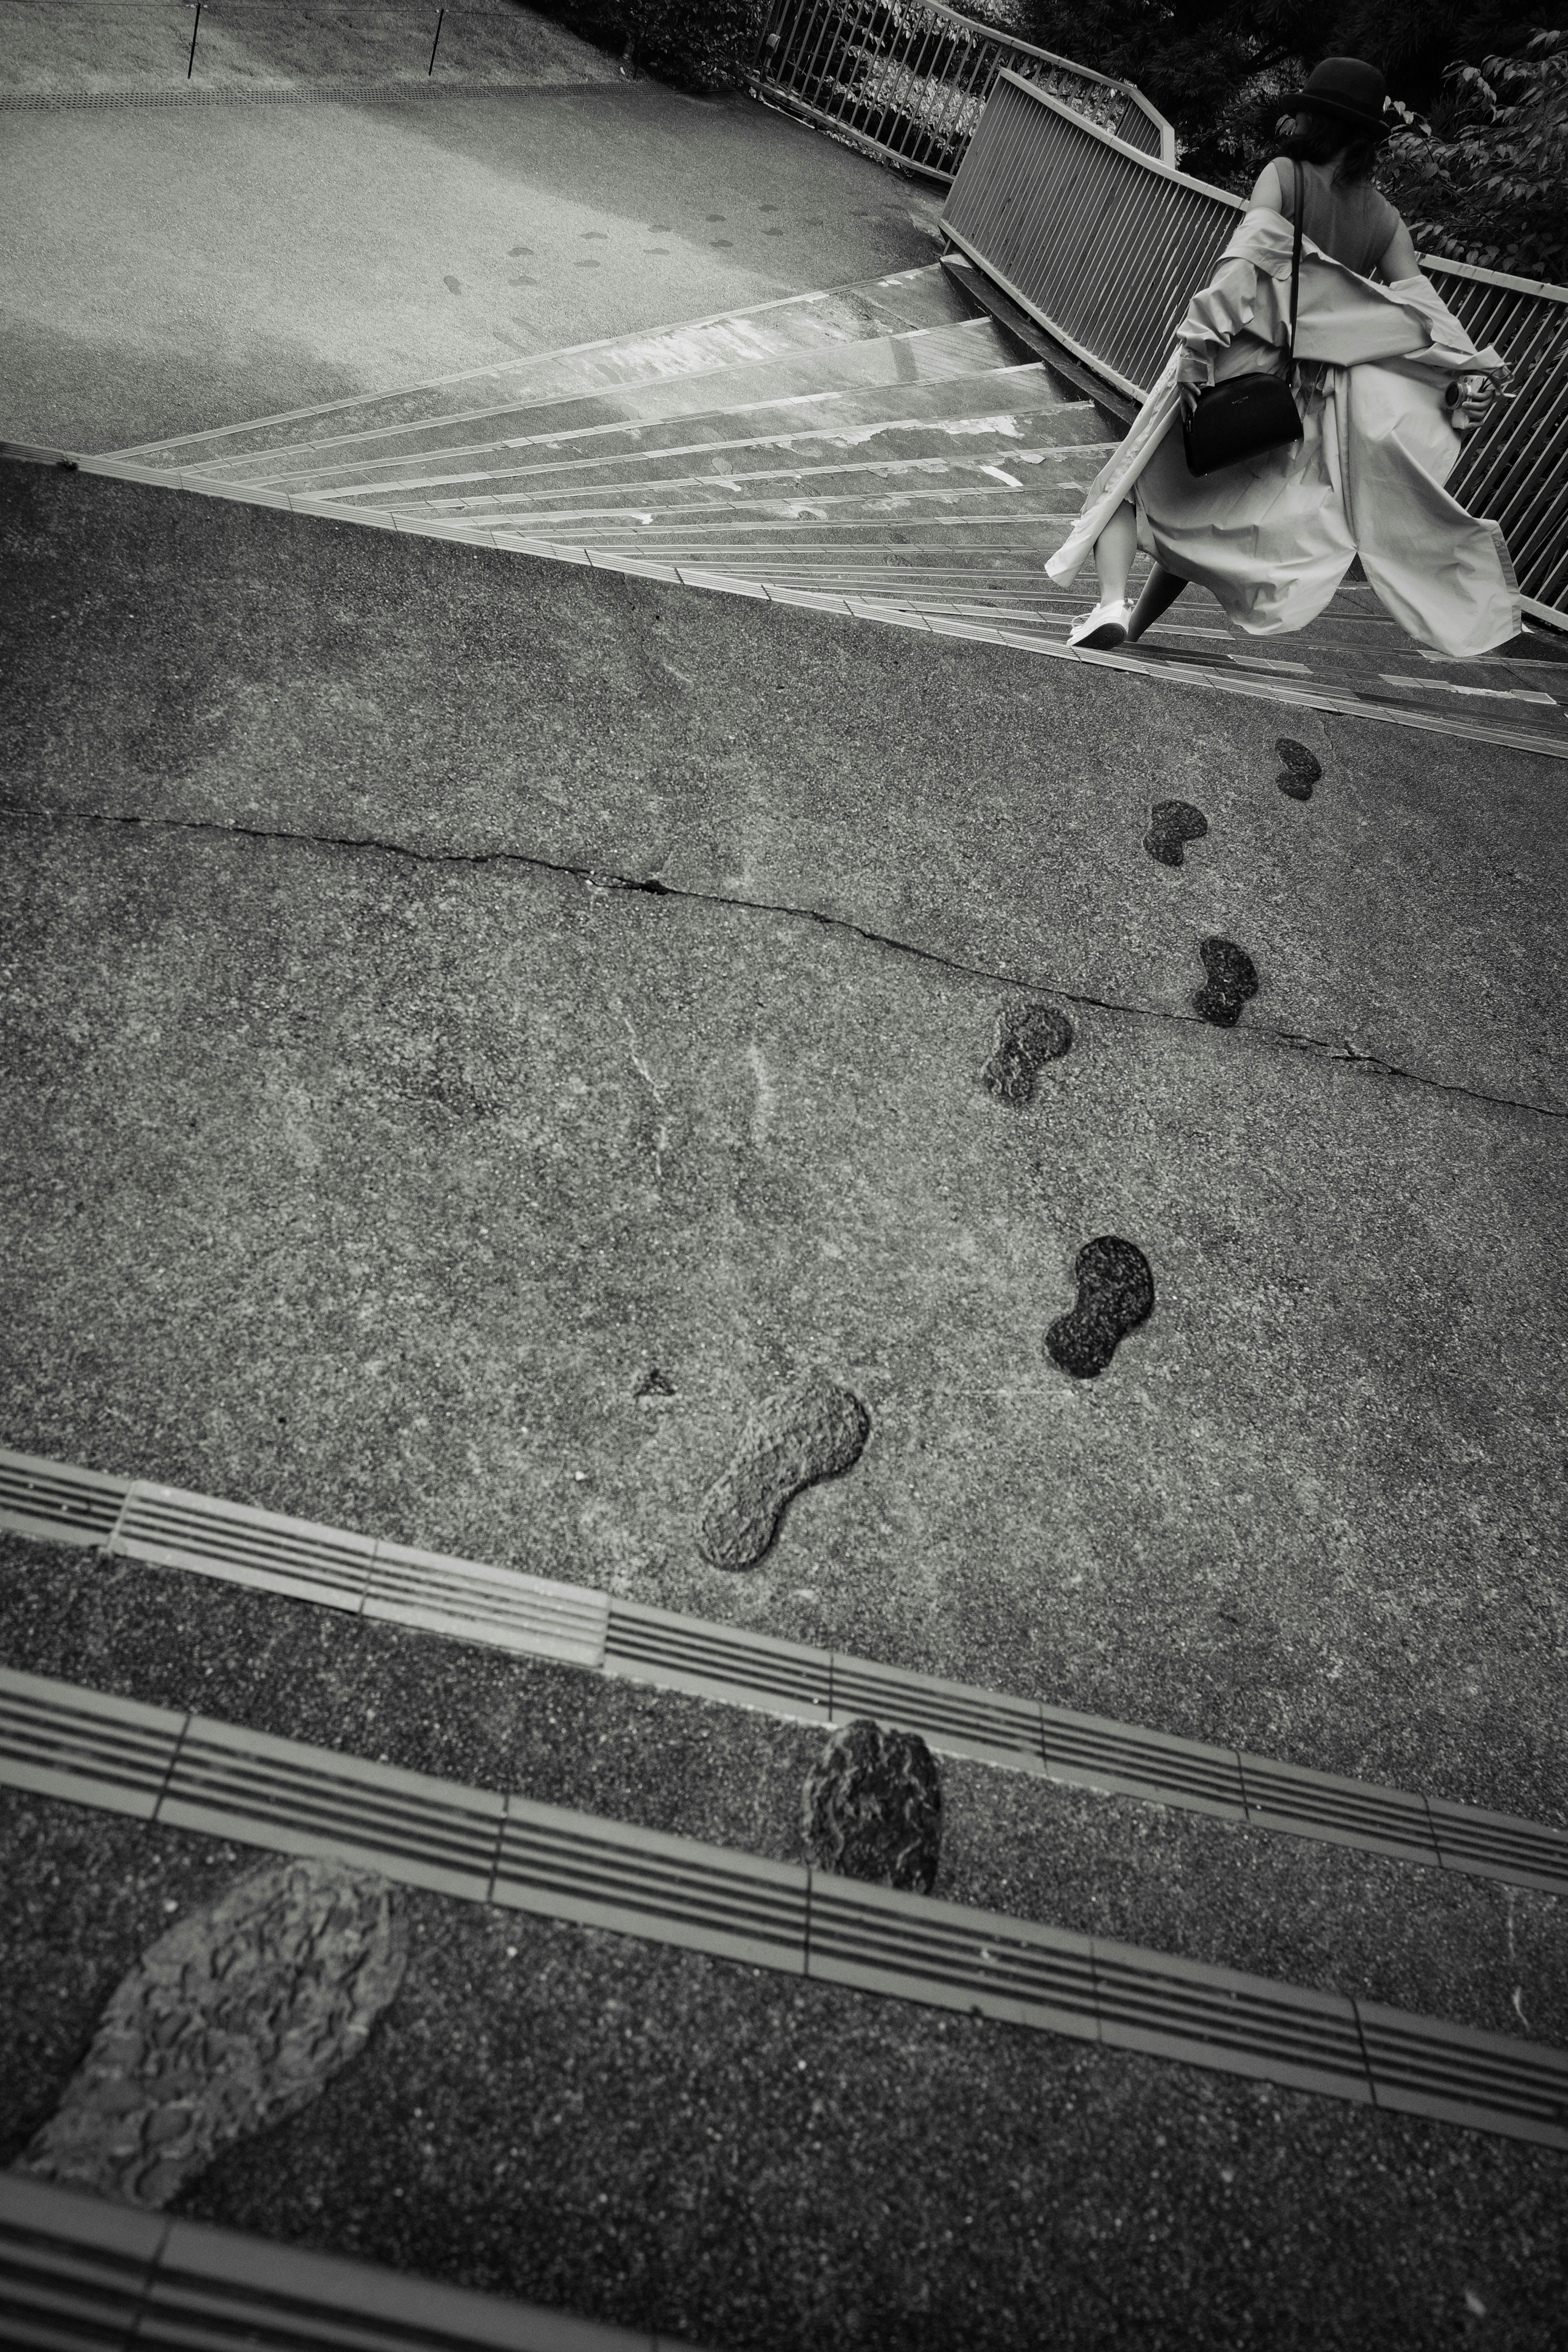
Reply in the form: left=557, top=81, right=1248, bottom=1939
left=4, top=472, right=1561, bottom=1112
left=6, top=1531, right=1564, bottom=2055
left=0, top=82, right=944, bottom=451
left=2, top=468, right=1564, bottom=1831
left=2, top=0, right=618, bottom=94
left=4, top=1797, right=1566, bottom=2352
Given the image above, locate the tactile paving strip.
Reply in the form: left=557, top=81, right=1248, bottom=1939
left=4, top=1447, right=1566, bottom=1894
left=0, top=2172, right=697, bottom=2352
left=2, top=1667, right=1565, bottom=2148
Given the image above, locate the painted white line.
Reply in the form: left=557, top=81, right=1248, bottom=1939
left=1380, top=675, right=1557, bottom=706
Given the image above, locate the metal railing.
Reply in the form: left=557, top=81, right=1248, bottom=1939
left=748, top=0, right=1174, bottom=184
left=941, top=72, right=1568, bottom=617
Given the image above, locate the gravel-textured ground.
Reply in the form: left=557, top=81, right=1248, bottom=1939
left=4, top=1791, right=1566, bottom=2352
left=4, top=1533, right=1564, bottom=2052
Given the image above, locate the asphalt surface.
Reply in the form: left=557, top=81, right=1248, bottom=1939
left=5, top=1784, right=1566, bottom=2352
left=0, top=80, right=945, bottom=452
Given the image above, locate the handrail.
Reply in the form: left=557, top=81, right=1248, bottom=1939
left=750, top=0, right=1175, bottom=183
left=942, top=71, right=1568, bottom=615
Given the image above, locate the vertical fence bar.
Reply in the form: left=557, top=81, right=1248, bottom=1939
left=753, top=0, right=1171, bottom=179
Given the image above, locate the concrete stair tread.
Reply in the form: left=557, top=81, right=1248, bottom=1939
left=855, top=262, right=996, bottom=332
left=149, top=316, right=1026, bottom=481
left=179, top=366, right=1075, bottom=495
left=287, top=409, right=1110, bottom=503
left=380, top=448, right=1110, bottom=523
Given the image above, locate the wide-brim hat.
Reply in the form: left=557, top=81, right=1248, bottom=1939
left=1283, top=56, right=1391, bottom=141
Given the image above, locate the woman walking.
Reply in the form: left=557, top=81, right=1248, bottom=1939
left=1049, top=58, right=1519, bottom=659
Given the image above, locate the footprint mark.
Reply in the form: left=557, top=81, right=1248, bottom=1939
left=698, top=1374, right=870, bottom=1569
left=16, top=1859, right=405, bottom=2208
left=802, top=1720, right=941, bottom=1894
left=1144, top=798, right=1208, bottom=867
left=1046, top=1236, right=1155, bottom=1379
left=1193, top=937, right=1259, bottom=1027
left=1275, top=737, right=1322, bottom=800
left=982, top=999, right=1073, bottom=1105
left=508, top=244, right=534, bottom=256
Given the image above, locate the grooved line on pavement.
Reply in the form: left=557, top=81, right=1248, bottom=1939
left=2, top=801, right=1558, bottom=1123
left=0, top=2172, right=702, bottom=2352
left=3, top=1450, right=1566, bottom=1897
left=2, top=1665, right=1566, bottom=2147
left=55, top=454, right=1568, bottom=764
left=0, top=76, right=616, bottom=114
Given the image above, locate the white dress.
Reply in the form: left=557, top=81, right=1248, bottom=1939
left=1045, top=209, right=1519, bottom=659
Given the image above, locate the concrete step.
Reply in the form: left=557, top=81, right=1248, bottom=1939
left=381, top=445, right=1111, bottom=526
left=855, top=261, right=995, bottom=332
left=491, top=515, right=1084, bottom=555
left=176, top=316, right=1027, bottom=487
left=203, top=364, right=1071, bottom=498
left=290, top=400, right=1109, bottom=506
left=126, top=281, right=980, bottom=474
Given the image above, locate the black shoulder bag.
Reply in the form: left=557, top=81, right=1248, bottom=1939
left=1182, top=160, right=1304, bottom=478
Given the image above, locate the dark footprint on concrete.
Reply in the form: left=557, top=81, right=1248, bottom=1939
left=1193, top=936, right=1259, bottom=1027
left=982, top=999, right=1073, bottom=1105
left=1275, top=737, right=1321, bottom=800
left=1144, top=798, right=1209, bottom=867
left=803, top=1719, right=941, bottom=1894
left=698, top=1374, right=870, bottom=1569
left=1046, top=1236, right=1155, bottom=1379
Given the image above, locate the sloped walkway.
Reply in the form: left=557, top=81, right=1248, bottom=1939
left=81, top=262, right=1568, bottom=760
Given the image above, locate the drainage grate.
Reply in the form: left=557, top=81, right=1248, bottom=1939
left=0, top=1449, right=130, bottom=1549
left=4, top=1448, right=1565, bottom=1895
left=4, top=1667, right=1566, bottom=2150
left=0, top=2172, right=704, bottom=2352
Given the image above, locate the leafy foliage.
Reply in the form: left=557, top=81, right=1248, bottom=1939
left=1381, top=31, right=1568, bottom=276
left=526, top=0, right=762, bottom=90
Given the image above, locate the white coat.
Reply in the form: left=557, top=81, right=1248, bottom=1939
left=1045, top=209, right=1519, bottom=658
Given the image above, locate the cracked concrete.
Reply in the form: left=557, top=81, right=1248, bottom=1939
left=5, top=468, right=1564, bottom=1113
left=4, top=792, right=1565, bottom=1821
left=5, top=795, right=1560, bottom=1125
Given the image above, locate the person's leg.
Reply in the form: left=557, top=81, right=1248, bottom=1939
left=1068, top=503, right=1138, bottom=648
left=1093, top=502, right=1138, bottom=606
left=1125, top=564, right=1190, bottom=642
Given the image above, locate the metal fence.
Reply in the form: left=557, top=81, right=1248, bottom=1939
left=942, top=71, right=1568, bottom=617
left=748, top=0, right=1174, bottom=184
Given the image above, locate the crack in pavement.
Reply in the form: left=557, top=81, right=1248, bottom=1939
left=4, top=796, right=1562, bottom=1123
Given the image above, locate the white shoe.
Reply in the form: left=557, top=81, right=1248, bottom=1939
left=1068, top=597, right=1131, bottom=650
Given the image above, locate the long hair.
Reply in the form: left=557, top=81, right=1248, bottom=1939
left=1278, top=110, right=1380, bottom=184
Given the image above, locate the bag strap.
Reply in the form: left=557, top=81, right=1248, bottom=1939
left=1285, top=157, right=1303, bottom=366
